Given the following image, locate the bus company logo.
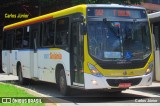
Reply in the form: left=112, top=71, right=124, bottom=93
left=123, top=70, right=127, bottom=75
left=117, top=60, right=131, bottom=64
left=2, top=98, right=11, bottom=103
left=44, top=52, right=62, bottom=60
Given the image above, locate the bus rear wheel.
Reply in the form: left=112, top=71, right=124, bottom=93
left=59, top=69, right=70, bottom=96
left=18, top=65, right=26, bottom=85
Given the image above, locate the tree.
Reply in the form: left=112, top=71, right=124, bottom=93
left=71, top=0, right=146, bottom=5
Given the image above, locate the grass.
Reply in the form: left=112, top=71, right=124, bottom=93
left=0, top=83, right=44, bottom=106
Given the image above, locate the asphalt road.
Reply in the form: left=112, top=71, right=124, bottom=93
left=0, top=73, right=160, bottom=106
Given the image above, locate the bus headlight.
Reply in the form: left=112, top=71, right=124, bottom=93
left=145, top=62, right=153, bottom=75
left=88, top=63, right=103, bottom=77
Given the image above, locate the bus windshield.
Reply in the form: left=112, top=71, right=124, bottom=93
left=87, top=20, right=151, bottom=61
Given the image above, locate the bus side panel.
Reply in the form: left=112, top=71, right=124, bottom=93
left=11, top=50, right=18, bottom=76
left=2, top=50, right=9, bottom=74
left=37, top=49, right=71, bottom=85
left=18, top=50, right=31, bottom=78
left=37, top=49, right=55, bottom=82
left=59, top=50, right=70, bottom=86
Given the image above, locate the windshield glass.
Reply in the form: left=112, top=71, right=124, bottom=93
left=87, top=21, right=151, bottom=61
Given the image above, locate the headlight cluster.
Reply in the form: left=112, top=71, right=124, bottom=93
left=88, top=63, right=103, bottom=77
left=145, top=62, right=153, bottom=75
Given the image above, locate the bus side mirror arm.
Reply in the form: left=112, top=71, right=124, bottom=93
left=80, top=22, right=86, bottom=35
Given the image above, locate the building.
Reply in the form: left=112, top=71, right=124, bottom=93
left=142, top=0, right=160, bottom=13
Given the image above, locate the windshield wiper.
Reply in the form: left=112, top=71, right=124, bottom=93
left=131, top=19, right=137, bottom=37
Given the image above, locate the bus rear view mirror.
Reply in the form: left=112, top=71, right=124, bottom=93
left=80, top=15, right=85, bottom=22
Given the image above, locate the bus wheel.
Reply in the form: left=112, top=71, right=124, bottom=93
left=59, top=69, right=70, bottom=96
left=18, top=65, right=26, bottom=85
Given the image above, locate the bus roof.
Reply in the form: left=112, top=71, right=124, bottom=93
left=87, top=4, right=145, bottom=10
left=4, top=4, right=86, bottom=31
left=4, top=4, right=145, bottom=31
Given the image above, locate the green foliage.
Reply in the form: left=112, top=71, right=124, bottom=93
left=40, top=0, right=56, bottom=6
left=71, top=0, right=145, bottom=5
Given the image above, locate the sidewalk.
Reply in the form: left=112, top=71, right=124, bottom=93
left=0, top=73, right=18, bottom=81
left=127, top=81, right=160, bottom=97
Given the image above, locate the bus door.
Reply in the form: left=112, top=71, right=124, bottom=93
left=30, top=26, right=39, bottom=79
left=2, top=31, right=14, bottom=74
left=153, top=24, right=160, bottom=81
left=8, top=31, right=15, bottom=74
left=70, top=21, right=84, bottom=87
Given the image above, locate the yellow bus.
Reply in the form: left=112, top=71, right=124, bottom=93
left=2, top=4, right=154, bottom=95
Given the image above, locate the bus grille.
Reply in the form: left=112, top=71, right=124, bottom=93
left=106, top=78, right=142, bottom=87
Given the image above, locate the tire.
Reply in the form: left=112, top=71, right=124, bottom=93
left=59, top=69, right=70, bottom=96
left=18, top=65, right=26, bottom=85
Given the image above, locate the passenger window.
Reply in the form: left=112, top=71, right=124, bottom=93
left=3, top=30, right=15, bottom=50
left=23, top=27, right=30, bottom=48
left=15, top=28, right=23, bottom=49
left=30, top=24, right=39, bottom=49
left=56, top=17, right=69, bottom=45
left=42, top=21, right=55, bottom=46
left=3, top=32, right=7, bottom=50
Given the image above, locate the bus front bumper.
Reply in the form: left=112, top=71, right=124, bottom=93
left=84, top=72, right=153, bottom=89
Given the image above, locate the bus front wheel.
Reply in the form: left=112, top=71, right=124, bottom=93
left=59, top=69, right=70, bottom=96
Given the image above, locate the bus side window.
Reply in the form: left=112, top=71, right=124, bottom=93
left=30, top=24, right=39, bottom=50
left=4, top=30, right=15, bottom=50
left=23, top=27, right=30, bottom=48
left=55, top=17, right=69, bottom=46
left=15, top=28, right=23, bottom=49
left=3, top=32, right=7, bottom=50
left=42, top=21, right=55, bottom=46
left=30, top=31, right=37, bottom=50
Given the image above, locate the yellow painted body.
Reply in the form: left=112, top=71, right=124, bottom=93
left=4, top=5, right=87, bottom=31
left=82, top=6, right=154, bottom=77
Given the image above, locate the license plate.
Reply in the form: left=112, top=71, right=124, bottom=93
left=118, top=83, right=131, bottom=88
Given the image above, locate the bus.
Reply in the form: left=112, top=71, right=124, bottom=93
left=148, top=11, right=160, bottom=81
left=2, top=4, right=154, bottom=95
